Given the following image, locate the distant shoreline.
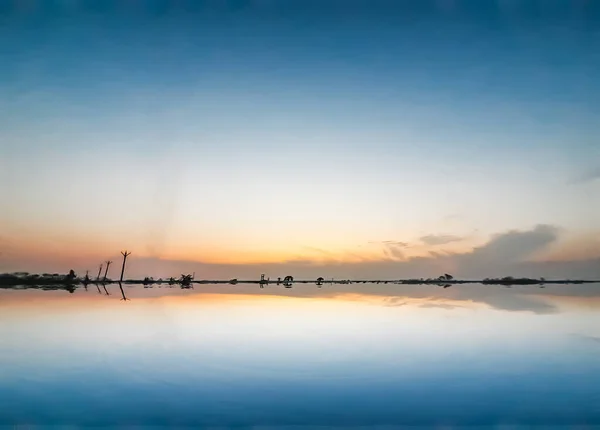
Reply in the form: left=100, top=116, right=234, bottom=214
left=1, top=272, right=598, bottom=288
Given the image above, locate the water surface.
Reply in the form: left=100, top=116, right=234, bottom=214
left=1, top=282, right=599, bottom=428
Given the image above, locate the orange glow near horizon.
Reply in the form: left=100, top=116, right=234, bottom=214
left=2, top=222, right=599, bottom=275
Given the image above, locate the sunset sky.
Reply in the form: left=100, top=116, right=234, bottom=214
left=1, top=0, right=599, bottom=279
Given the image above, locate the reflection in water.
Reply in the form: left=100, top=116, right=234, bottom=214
left=118, top=282, right=129, bottom=301
left=0, top=283, right=599, bottom=427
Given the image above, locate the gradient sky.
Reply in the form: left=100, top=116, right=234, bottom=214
left=1, top=0, right=599, bottom=278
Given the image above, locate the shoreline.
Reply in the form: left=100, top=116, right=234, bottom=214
left=1, top=273, right=598, bottom=289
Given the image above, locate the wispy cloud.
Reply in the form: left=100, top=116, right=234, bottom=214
left=581, top=335, right=600, bottom=344
left=571, top=334, right=600, bottom=347
left=383, top=245, right=405, bottom=261
left=570, top=166, right=600, bottom=184
left=382, top=240, right=409, bottom=247
left=368, top=240, right=409, bottom=261
left=302, top=246, right=335, bottom=256
left=443, top=213, right=462, bottom=222
left=369, top=240, right=409, bottom=247
left=420, top=234, right=463, bottom=246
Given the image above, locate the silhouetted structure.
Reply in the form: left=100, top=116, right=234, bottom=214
left=103, top=261, right=112, bottom=282
left=0, top=267, right=597, bottom=291
left=96, top=264, right=103, bottom=282
left=260, top=274, right=270, bottom=288
left=119, top=251, right=131, bottom=282
left=179, top=274, right=194, bottom=288
left=66, top=270, right=77, bottom=282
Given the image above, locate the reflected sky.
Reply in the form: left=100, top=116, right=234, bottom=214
left=1, top=283, right=600, bottom=427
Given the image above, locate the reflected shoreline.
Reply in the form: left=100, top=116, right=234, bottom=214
left=1, top=279, right=598, bottom=293
left=1, top=271, right=598, bottom=290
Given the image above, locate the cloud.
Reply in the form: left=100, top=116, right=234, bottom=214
left=380, top=241, right=408, bottom=261
left=570, top=166, right=600, bottom=184
left=443, top=214, right=461, bottom=221
left=302, top=246, right=335, bottom=256
left=460, top=224, right=559, bottom=267
left=369, top=240, right=409, bottom=247
left=420, top=234, right=463, bottom=246
left=382, top=241, right=409, bottom=247
left=369, top=241, right=409, bottom=261
left=385, top=246, right=405, bottom=261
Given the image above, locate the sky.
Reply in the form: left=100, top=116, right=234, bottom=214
left=1, top=0, right=599, bottom=279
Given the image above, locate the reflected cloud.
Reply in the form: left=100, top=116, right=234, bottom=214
left=583, top=335, right=600, bottom=344
left=571, top=334, right=600, bottom=347
left=3, top=281, right=600, bottom=316
left=477, top=293, right=558, bottom=314
left=383, top=297, right=409, bottom=307
left=419, top=302, right=464, bottom=310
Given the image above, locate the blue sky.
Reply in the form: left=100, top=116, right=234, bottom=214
left=1, top=0, right=599, bottom=277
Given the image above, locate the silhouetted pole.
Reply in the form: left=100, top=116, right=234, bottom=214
left=118, top=282, right=129, bottom=301
left=119, top=251, right=131, bottom=283
left=103, top=260, right=112, bottom=282
left=96, top=264, right=103, bottom=282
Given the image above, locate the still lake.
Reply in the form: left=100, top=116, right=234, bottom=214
left=1, top=282, right=600, bottom=428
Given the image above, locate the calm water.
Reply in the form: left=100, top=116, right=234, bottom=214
left=1, top=282, right=600, bottom=428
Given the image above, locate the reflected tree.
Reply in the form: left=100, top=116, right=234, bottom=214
left=118, top=282, right=129, bottom=301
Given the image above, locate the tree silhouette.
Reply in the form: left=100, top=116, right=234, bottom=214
left=66, top=270, right=77, bottom=283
